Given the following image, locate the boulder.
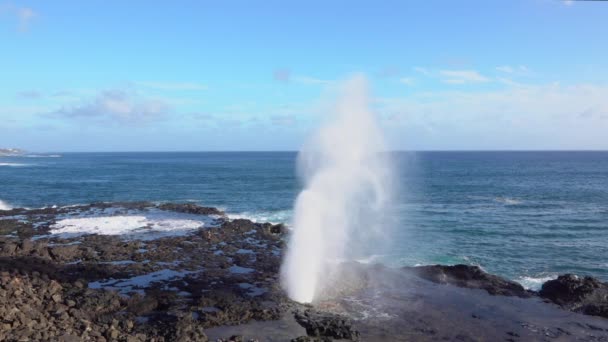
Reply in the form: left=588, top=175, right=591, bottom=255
left=405, top=264, right=531, bottom=297
left=539, top=274, right=608, bottom=319
left=294, top=310, right=359, bottom=341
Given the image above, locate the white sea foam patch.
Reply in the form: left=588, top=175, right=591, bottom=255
left=0, top=162, right=30, bottom=167
left=48, top=210, right=215, bottom=240
left=0, top=200, right=11, bottom=211
left=495, top=197, right=522, bottom=205
left=25, top=154, right=62, bottom=158
left=517, top=275, right=557, bottom=290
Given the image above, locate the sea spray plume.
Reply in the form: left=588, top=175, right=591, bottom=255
left=281, top=75, right=394, bottom=303
left=0, top=200, right=12, bottom=211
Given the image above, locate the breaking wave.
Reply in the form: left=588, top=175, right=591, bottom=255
left=516, top=275, right=557, bottom=290
left=228, top=209, right=292, bottom=225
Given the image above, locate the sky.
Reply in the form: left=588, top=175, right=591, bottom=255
left=1, top=0, right=607, bottom=151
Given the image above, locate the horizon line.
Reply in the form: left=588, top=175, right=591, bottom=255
left=5, top=149, right=608, bottom=154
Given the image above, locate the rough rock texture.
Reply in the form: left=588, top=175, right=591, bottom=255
left=1, top=202, right=608, bottom=341
left=0, top=202, right=288, bottom=341
left=404, top=264, right=532, bottom=297
left=539, top=274, right=608, bottom=319
left=294, top=310, right=360, bottom=341
left=157, top=203, right=225, bottom=216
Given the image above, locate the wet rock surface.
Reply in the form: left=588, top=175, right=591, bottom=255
left=0, top=202, right=289, bottom=341
left=402, top=264, right=532, bottom=297
left=294, top=310, right=359, bottom=341
left=0, top=202, right=608, bottom=341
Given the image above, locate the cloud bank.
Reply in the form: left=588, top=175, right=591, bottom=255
left=51, top=90, right=171, bottom=124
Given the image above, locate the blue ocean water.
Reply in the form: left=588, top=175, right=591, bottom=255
left=1, top=151, right=607, bottom=288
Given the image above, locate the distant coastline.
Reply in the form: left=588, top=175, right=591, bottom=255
left=0, top=148, right=25, bottom=157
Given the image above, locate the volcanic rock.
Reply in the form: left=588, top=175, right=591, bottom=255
left=539, top=274, right=608, bottom=318
left=404, top=264, right=531, bottom=297
left=294, top=309, right=360, bottom=341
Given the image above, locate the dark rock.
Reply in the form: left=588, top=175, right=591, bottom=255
left=0, top=241, right=17, bottom=256
left=128, top=297, right=159, bottom=315
left=157, top=202, right=224, bottom=216
left=48, top=245, right=81, bottom=262
left=5, top=200, right=608, bottom=341
left=221, top=219, right=258, bottom=234
left=294, top=309, right=360, bottom=341
left=539, top=274, right=608, bottom=318
left=291, top=337, right=330, bottom=342
left=19, top=239, right=34, bottom=253
left=405, top=264, right=531, bottom=297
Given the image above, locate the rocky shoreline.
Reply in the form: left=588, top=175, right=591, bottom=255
left=1, top=202, right=608, bottom=341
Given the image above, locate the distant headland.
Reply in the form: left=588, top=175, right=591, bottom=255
left=0, top=148, right=25, bottom=156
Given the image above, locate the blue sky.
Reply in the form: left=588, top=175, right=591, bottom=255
left=1, top=0, right=607, bottom=151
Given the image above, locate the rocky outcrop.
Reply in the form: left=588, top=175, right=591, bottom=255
left=1, top=202, right=608, bottom=341
left=294, top=310, right=360, bottom=341
left=539, top=274, right=608, bottom=319
left=0, top=202, right=288, bottom=341
left=0, top=269, right=145, bottom=341
left=404, top=264, right=532, bottom=297
left=0, top=148, right=25, bottom=156
left=157, top=203, right=225, bottom=216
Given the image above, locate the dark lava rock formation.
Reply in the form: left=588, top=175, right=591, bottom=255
left=294, top=310, right=360, bottom=341
left=0, top=202, right=290, bottom=341
left=540, top=274, right=608, bottom=319
left=1, top=202, right=608, bottom=341
left=403, top=264, right=532, bottom=297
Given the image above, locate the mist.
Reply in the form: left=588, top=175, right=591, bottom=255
left=281, top=74, right=395, bottom=303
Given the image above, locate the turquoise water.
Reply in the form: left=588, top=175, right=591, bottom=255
left=1, top=151, right=607, bottom=288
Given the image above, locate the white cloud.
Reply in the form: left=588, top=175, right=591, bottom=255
left=497, top=77, right=523, bottom=87
left=413, top=67, right=431, bottom=76
left=496, top=65, right=530, bottom=75
left=412, top=66, right=493, bottom=84
left=439, top=70, right=490, bottom=84
left=51, top=89, right=171, bottom=124
left=399, top=77, right=415, bottom=86
left=293, top=76, right=332, bottom=85
left=0, top=4, right=37, bottom=31
left=496, top=66, right=515, bottom=73
left=136, top=81, right=207, bottom=91
left=17, top=6, right=35, bottom=31
left=377, top=82, right=608, bottom=149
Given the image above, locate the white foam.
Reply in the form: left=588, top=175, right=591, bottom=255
left=354, top=254, right=385, bottom=264
left=0, top=200, right=11, bottom=211
left=46, top=209, right=216, bottom=240
left=517, top=275, right=557, bottom=290
left=495, top=197, right=522, bottom=205
left=0, top=162, right=30, bottom=167
left=25, top=154, right=61, bottom=158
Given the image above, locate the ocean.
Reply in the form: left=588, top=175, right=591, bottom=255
left=1, top=151, right=607, bottom=289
